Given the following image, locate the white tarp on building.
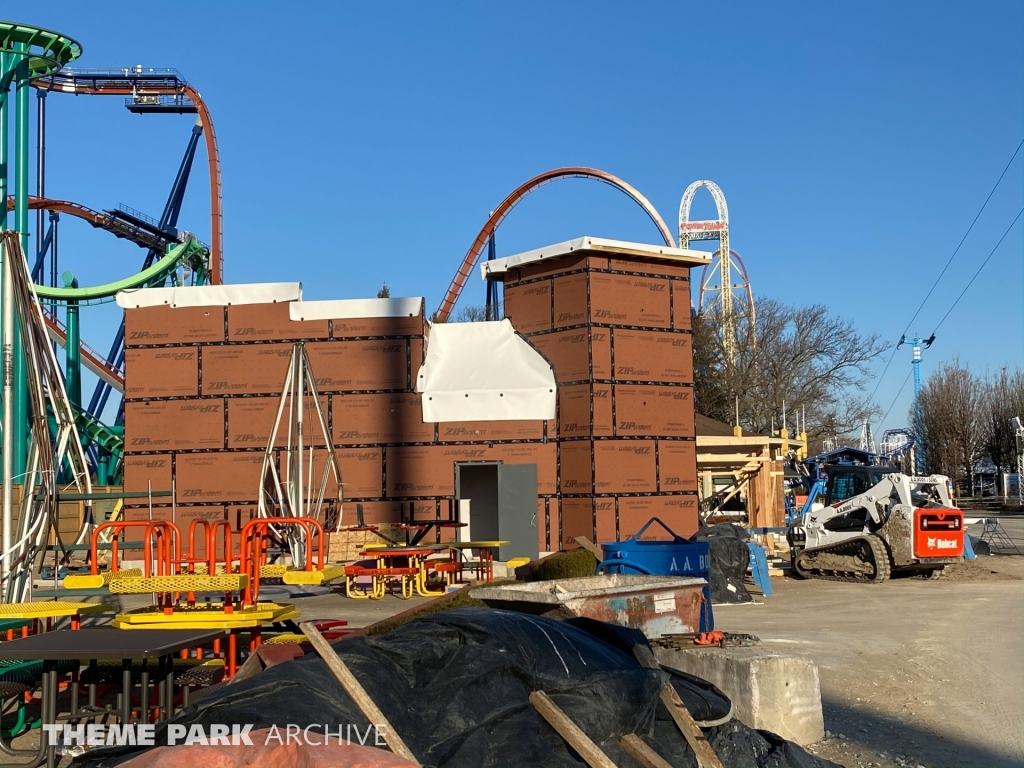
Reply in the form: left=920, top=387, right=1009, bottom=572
left=116, top=283, right=302, bottom=308
left=417, top=319, right=555, bottom=423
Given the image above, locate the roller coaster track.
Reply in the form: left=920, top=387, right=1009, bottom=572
left=435, top=167, right=676, bottom=322
left=43, top=312, right=123, bottom=391
left=31, top=69, right=224, bottom=283
left=8, top=196, right=178, bottom=250
left=32, top=236, right=207, bottom=395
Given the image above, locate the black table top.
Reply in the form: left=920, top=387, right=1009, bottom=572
left=0, top=628, right=223, bottom=660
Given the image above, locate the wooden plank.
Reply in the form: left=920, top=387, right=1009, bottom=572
left=631, top=642, right=721, bottom=768
left=300, top=621, right=421, bottom=766
left=529, top=690, right=617, bottom=768
left=659, top=682, right=724, bottom=768
left=620, top=733, right=672, bottom=768
left=573, top=536, right=603, bottom=557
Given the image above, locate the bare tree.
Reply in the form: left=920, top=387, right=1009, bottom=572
left=911, top=359, right=984, bottom=493
left=454, top=305, right=488, bottom=323
left=980, top=367, right=1024, bottom=494
left=693, top=299, right=886, bottom=448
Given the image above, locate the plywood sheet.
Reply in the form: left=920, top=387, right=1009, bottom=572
left=591, top=329, right=611, bottom=378
left=346, top=500, right=413, bottom=527
left=333, top=448, right=383, bottom=498
left=609, top=257, right=692, bottom=279
left=385, top=446, right=460, bottom=496
left=516, top=253, right=587, bottom=281
left=589, top=274, right=670, bottom=328
left=553, top=273, right=588, bottom=328
left=176, top=453, right=263, bottom=503
left=439, top=420, right=543, bottom=442
left=612, top=330, right=692, bottom=383
left=619, top=495, right=698, bottom=538
left=125, top=348, right=198, bottom=399
left=558, top=384, right=591, bottom=437
left=595, top=496, right=616, bottom=543
left=614, top=385, right=694, bottom=436
left=333, top=392, right=434, bottom=445
left=671, top=279, right=692, bottom=330
left=529, top=330, right=590, bottom=383
left=558, top=440, right=592, bottom=493
left=306, top=340, right=408, bottom=392
left=125, top=400, right=224, bottom=452
left=409, top=337, right=423, bottom=386
left=125, top=306, right=224, bottom=346
left=560, top=497, right=594, bottom=549
left=331, top=315, right=424, bottom=338
left=123, top=454, right=172, bottom=495
left=201, top=344, right=292, bottom=394
left=228, top=301, right=329, bottom=341
left=658, top=440, right=698, bottom=492
left=227, top=396, right=328, bottom=448
left=503, top=280, right=552, bottom=333
left=490, top=442, right=557, bottom=495
left=594, top=440, right=656, bottom=493
left=593, top=384, right=614, bottom=436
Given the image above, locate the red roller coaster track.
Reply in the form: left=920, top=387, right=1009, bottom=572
left=435, top=167, right=676, bottom=322
left=31, top=73, right=223, bottom=283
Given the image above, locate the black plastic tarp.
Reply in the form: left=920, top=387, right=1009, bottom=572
left=693, top=523, right=755, bottom=604
left=77, top=609, right=837, bottom=768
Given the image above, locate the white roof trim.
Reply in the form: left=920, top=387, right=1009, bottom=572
left=289, top=297, right=424, bottom=321
left=116, top=283, right=302, bottom=309
left=416, top=319, right=555, bottom=422
left=480, top=236, right=713, bottom=279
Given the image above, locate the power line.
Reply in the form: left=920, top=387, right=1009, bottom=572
left=880, top=369, right=914, bottom=427
left=867, top=137, right=1024, bottom=404
left=879, top=205, right=1023, bottom=432
left=901, top=137, right=1023, bottom=335
left=930, top=206, right=1024, bottom=333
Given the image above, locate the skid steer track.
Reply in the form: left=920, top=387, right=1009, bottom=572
left=793, top=534, right=891, bottom=584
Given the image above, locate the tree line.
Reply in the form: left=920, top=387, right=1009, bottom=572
left=911, top=363, right=1023, bottom=496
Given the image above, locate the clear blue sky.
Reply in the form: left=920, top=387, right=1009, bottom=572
left=21, top=2, right=1024, bottom=434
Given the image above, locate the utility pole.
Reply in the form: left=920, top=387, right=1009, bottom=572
left=898, top=333, right=935, bottom=473
left=1013, top=417, right=1023, bottom=506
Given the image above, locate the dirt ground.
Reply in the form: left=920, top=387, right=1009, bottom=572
left=715, top=534, right=1024, bottom=768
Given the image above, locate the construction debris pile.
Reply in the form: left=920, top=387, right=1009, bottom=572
left=77, top=609, right=839, bottom=768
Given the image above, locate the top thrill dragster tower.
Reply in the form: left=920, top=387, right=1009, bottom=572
left=678, top=180, right=755, bottom=367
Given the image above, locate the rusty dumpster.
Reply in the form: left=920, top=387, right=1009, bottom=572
left=470, top=573, right=707, bottom=638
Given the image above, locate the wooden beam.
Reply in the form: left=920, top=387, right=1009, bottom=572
left=529, top=690, right=618, bottom=768
left=300, top=622, right=421, bottom=766
left=573, top=536, right=603, bottom=558
left=659, top=683, right=724, bottom=768
left=620, top=734, right=672, bottom=768
left=629, top=644, right=723, bottom=768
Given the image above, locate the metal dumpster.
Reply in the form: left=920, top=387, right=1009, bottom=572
left=470, top=574, right=707, bottom=639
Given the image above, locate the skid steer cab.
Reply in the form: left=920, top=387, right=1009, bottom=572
left=787, top=467, right=963, bottom=583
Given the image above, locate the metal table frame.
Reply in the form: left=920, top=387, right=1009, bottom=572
left=0, top=629, right=221, bottom=768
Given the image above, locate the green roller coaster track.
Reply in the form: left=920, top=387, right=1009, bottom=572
left=34, top=237, right=209, bottom=305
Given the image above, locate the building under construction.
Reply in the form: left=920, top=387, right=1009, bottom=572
left=121, top=237, right=710, bottom=558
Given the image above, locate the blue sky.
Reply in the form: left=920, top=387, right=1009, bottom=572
left=20, top=2, right=1024, bottom=433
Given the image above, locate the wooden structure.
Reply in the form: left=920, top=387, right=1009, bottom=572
left=695, top=415, right=802, bottom=528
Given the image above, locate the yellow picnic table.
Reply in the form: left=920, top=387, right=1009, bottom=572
left=0, top=601, right=113, bottom=631
left=446, top=541, right=510, bottom=582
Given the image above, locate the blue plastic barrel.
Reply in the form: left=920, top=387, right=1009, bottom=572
left=596, top=517, right=714, bottom=631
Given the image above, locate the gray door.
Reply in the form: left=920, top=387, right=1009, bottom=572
left=497, top=463, right=538, bottom=562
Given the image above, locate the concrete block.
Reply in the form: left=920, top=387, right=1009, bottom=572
left=652, top=645, right=824, bottom=746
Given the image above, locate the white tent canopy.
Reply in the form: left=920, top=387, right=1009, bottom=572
left=417, top=319, right=556, bottom=423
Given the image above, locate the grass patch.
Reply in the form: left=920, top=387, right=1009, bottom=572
left=528, top=549, right=599, bottom=582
